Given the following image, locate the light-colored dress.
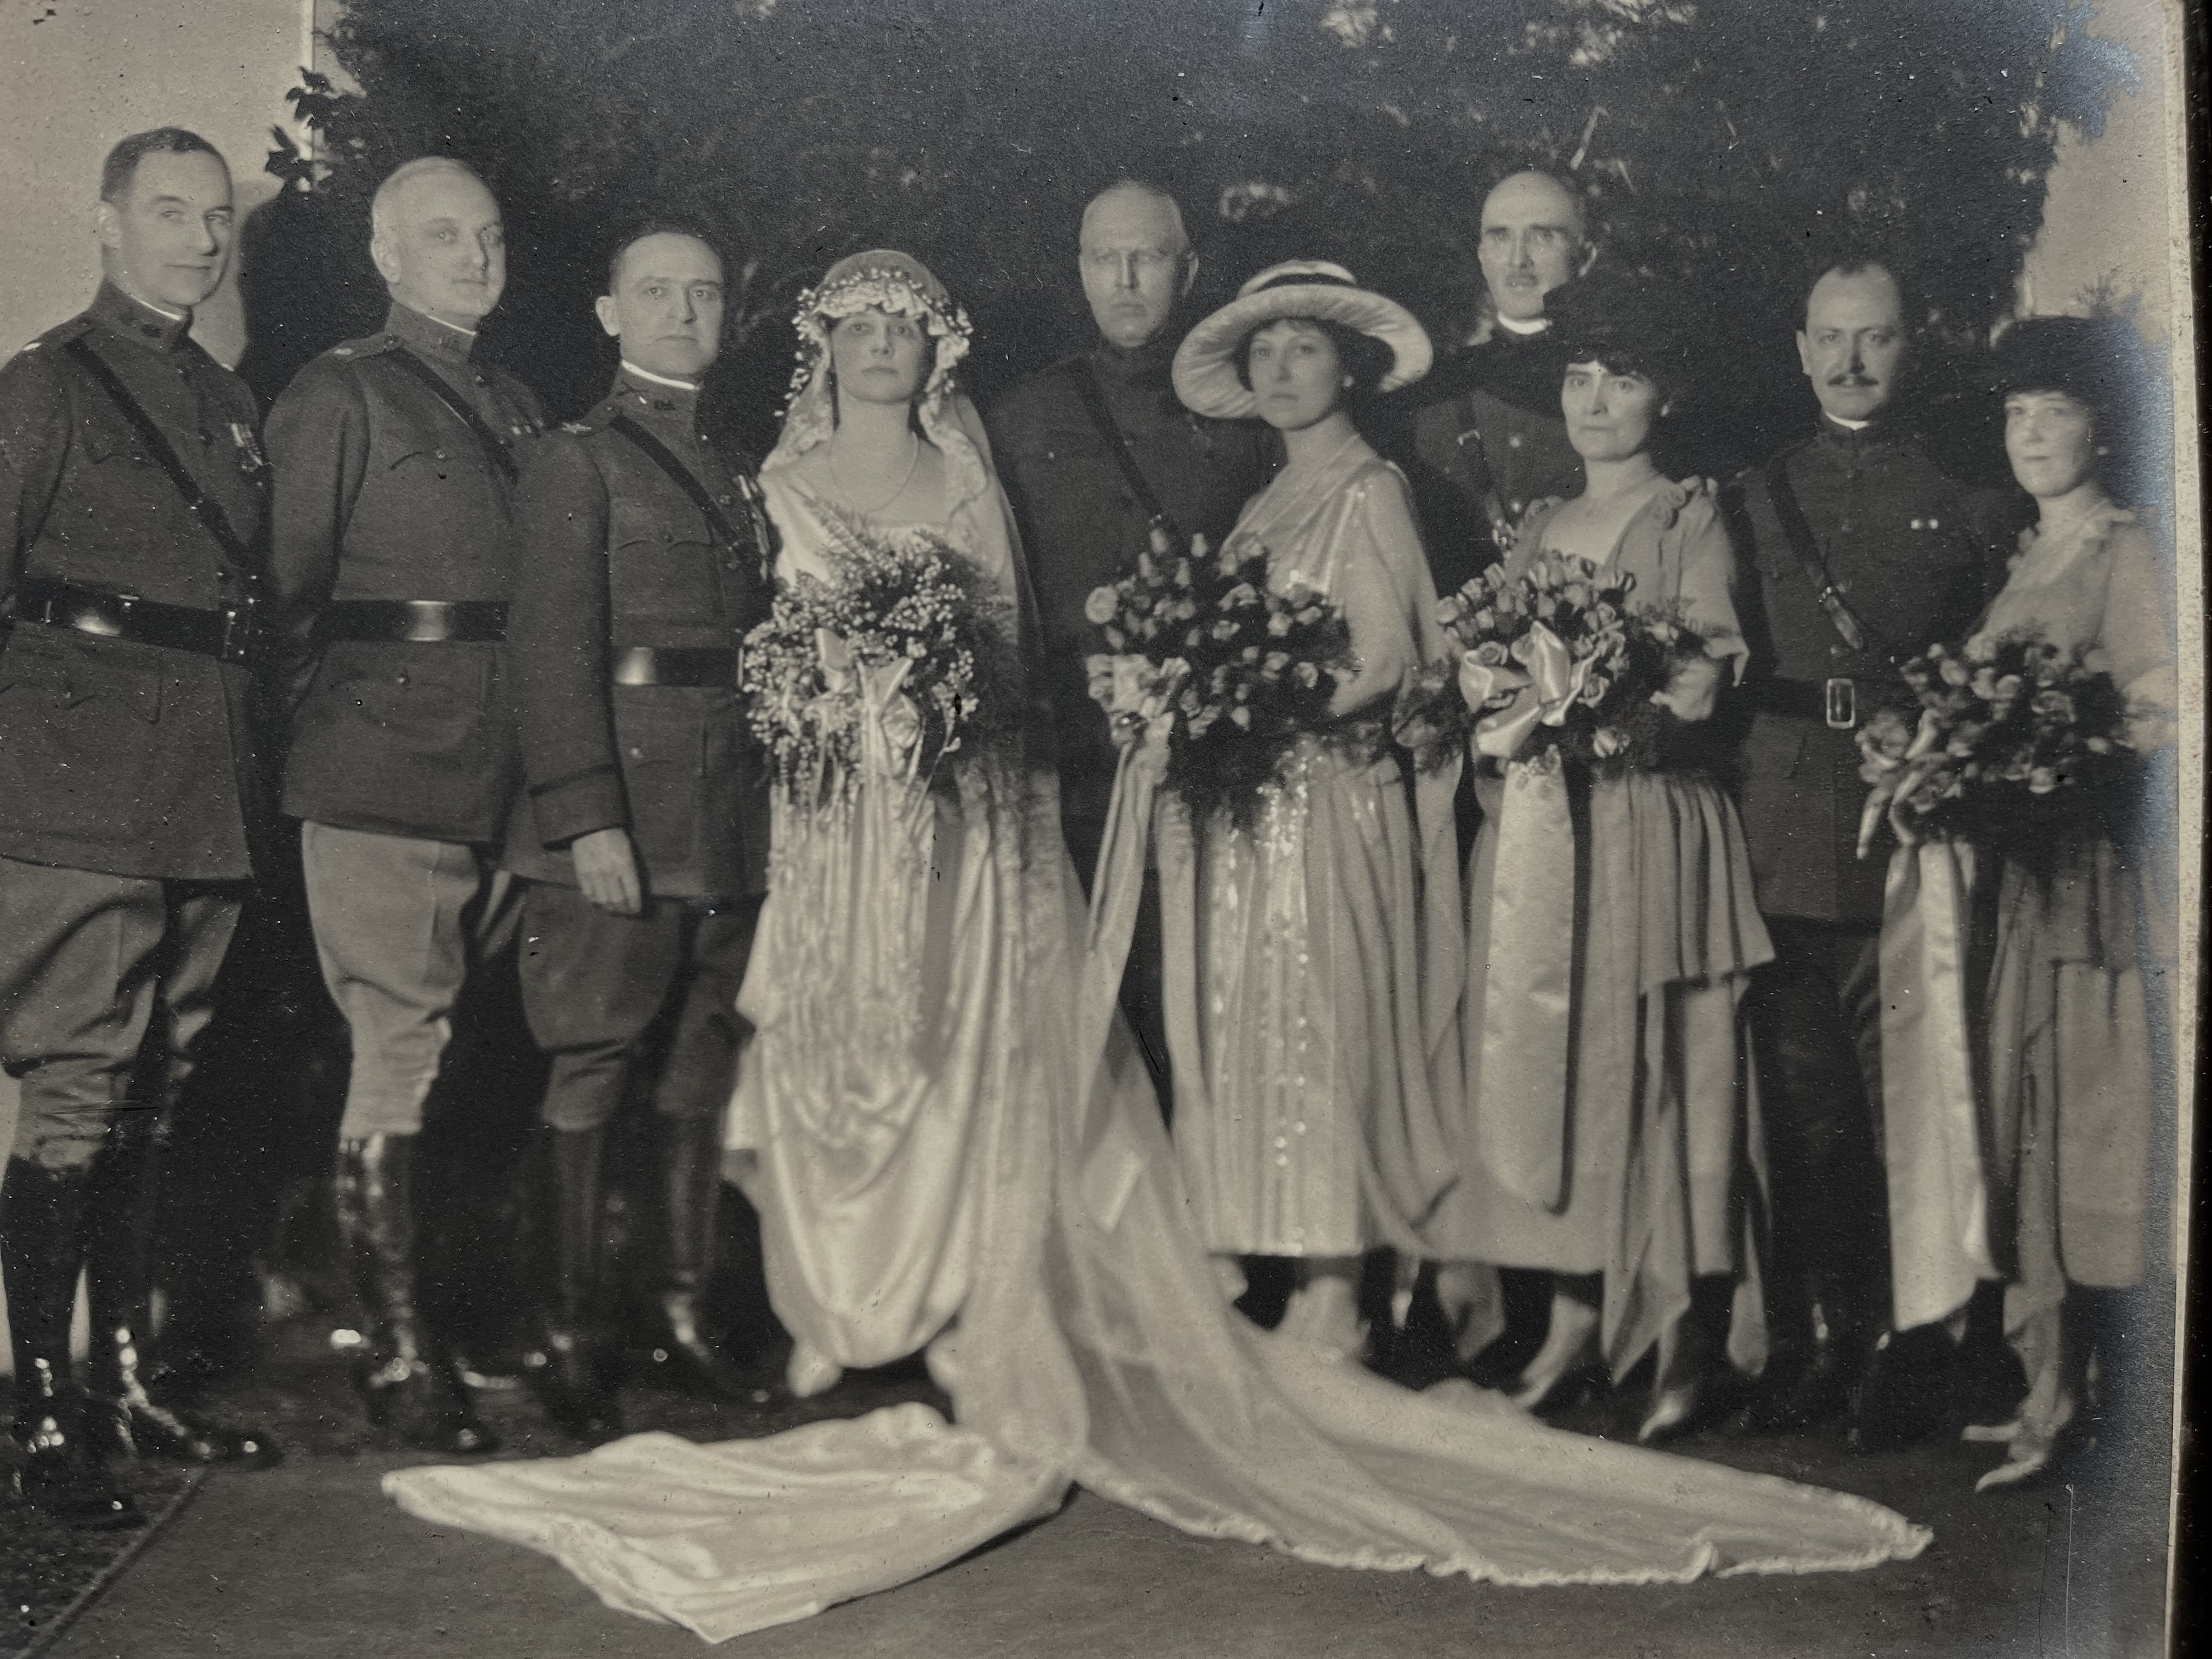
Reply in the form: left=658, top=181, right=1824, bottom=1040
left=1164, top=431, right=1462, bottom=1257
left=1976, top=503, right=2174, bottom=1362
left=1427, top=478, right=1775, bottom=1379
left=379, top=421, right=1931, bottom=1647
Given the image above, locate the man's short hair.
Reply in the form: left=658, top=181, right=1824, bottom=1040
left=1081, top=179, right=1191, bottom=256
left=1803, top=242, right=1920, bottom=329
left=99, top=128, right=224, bottom=204
left=370, top=156, right=492, bottom=241
left=1480, top=165, right=1588, bottom=239
left=605, top=219, right=725, bottom=294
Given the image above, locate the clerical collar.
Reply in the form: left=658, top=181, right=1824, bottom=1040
left=385, top=302, right=479, bottom=362
left=619, top=360, right=701, bottom=393
left=1824, top=414, right=1873, bottom=432
left=90, top=280, right=193, bottom=352
left=1493, top=313, right=1551, bottom=338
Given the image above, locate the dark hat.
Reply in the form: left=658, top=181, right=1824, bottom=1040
left=1544, top=268, right=1694, bottom=393
left=1992, top=314, right=2136, bottom=419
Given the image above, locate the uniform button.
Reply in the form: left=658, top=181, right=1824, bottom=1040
left=1837, top=520, right=1853, bottom=534
left=394, top=673, right=410, bottom=686
left=1508, top=434, right=1523, bottom=449
left=717, top=494, right=733, bottom=506
left=724, top=560, right=742, bottom=572
left=199, top=430, right=213, bottom=445
left=628, top=745, right=645, bottom=759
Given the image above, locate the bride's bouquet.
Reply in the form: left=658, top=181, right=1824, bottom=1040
left=1401, top=552, right=1714, bottom=777
left=1854, top=629, right=2141, bottom=865
left=741, top=521, right=1021, bottom=805
left=1084, top=533, right=1355, bottom=829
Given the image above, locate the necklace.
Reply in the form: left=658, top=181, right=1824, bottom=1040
left=828, top=431, right=921, bottom=516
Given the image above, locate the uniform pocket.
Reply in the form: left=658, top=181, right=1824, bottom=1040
left=610, top=496, right=718, bottom=623
left=612, top=691, right=702, bottom=872
left=0, top=636, right=162, bottom=842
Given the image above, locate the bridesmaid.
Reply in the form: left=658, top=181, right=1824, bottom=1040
left=1426, top=272, right=1773, bottom=1442
left=1962, top=316, right=2175, bottom=1491
left=1163, top=262, right=1463, bottom=1355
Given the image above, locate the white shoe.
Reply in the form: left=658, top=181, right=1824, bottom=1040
left=786, top=1342, right=843, bottom=1400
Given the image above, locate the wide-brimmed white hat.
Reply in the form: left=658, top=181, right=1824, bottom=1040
left=1172, top=260, right=1432, bottom=420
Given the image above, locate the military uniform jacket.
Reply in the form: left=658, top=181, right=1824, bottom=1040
left=267, top=302, right=545, bottom=843
left=1397, top=327, right=1583, bottom=596
left=988, top=338, right=1273, bottom=830
left=1727, top=418, right=2014, bottom=926
left=502, top=369, right=773, bottom=900
left=0, top=283, right=272, bottom=882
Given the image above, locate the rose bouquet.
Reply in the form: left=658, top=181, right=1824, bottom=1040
left=1854, top=629, right=2141, bottom=866
left=1084, top=533, right=1356, bottom=829
left=741, top=520, right=1020, bottom=806
left=1401, top=552, right=1716, bottom=777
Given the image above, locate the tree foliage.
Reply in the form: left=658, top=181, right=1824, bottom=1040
left=268, top=0, right=2132, bottom=464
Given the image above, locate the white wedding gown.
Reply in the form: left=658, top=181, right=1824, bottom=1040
left=383, top=397, right=1930, bottom=1645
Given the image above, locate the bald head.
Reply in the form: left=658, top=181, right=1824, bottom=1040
left=1479, top=170, right=1588, bottom=323
left=369, top=157, right=506, bottom=330
left=1080, top=180, right=1194, bottom=351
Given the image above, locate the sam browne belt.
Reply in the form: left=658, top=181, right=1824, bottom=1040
left=321, top=600, right=509, bottom=644
left=610, top=645, right=740, bottom=688
left=15, top=577, right=267, bottom=664
left=1751, top=675, right=1862, bottom=730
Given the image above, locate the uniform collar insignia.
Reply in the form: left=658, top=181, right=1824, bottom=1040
left=91, top=280, right=192, bottom=353
left=615, top=362, right=702, bottom=421
left=385, top=302, right=479, bottom=364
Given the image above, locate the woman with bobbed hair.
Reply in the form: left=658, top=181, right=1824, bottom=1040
left=1165, top=261, right=1464, bottom=1355
left=1963, top=314, right=2175, bottom=1491
left=1426, top=270, right=1774, bottom=1444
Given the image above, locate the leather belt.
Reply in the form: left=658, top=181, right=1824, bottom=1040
left=322, top=599, right=509, bottom=644
left=610, top=645, right=740, bottom=688
left=15, top=577, right=266, bottom=664
left=1751, top=675, right=1861, bottom=730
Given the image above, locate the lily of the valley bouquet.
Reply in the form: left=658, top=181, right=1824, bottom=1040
left=1084, top=532, right=1355, bottom=829
left=741, top=520, right=1020, bottom=806
left=1854, top=630, right=2141, bottom=867
left=1405, top=552, right=1715, bottom=776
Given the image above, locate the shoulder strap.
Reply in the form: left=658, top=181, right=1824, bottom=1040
left=607, top=413, right=776, bottom=578
left=382, top=346, right=520, bottom=484
left=1762, top=453, right=1878, bottom=658
left=1065, top=357, right=1184, bottom=544
left=63, top=336, right=259, bottom=580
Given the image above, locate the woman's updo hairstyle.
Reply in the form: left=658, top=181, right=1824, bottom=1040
left=1545, top=268, right=1694, bottom=408
left=1233, top=315, right=1397, bottom=405
left=1993, top=314, right=2152, bottom=507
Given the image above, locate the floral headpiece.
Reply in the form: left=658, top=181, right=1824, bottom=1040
left=788, top=251, right=974, bottom=408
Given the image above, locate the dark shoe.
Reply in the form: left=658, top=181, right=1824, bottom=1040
left=1739, top=1340, right=1859, bottom=1434
left=82, top=1117, right=281, bottom=1469
left=11, top=1368, right=144, bottom=1532
left=1849, top=1326, right=1961, bottom=1454
left=646, top=1116, right=750, bottom=1400
left=335, top=1136, right=499, bottom=1455
left=526, top=1128, right=621, bottom=1441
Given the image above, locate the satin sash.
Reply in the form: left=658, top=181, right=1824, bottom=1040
left=1465, top=622, right=1593, bottom=1211
left=1877, top=838, right=1995, bottom=1331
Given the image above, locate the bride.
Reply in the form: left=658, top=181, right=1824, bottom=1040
left=383, top=251, right=1933, bottom=1645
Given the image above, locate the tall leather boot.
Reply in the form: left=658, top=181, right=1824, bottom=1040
left=528, top=1127, right=620, bottom=1440
left=646, top=1115, right=748, bottom=1398
left=2, top=1158, right=142, bottom=1529
left=334, top=1135, right=498, bottom=1454
left=82, top=1112, right=281, bottom=1468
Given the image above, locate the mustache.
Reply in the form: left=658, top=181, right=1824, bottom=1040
left=1827, top=373, right=1877, bottom=386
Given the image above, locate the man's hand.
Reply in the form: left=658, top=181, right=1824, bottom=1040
left=571, top=827, right=645, bottom=916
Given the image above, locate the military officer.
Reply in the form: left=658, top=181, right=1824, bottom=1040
left=988, top=180, right=1273, bottom=1110
left=1, top=128, right=281, bottom=1528
left=266, top=155, right=545, bottom=1455
left=1394, top=170, right=1592, bottom=594
left=504, top=225, right=774, bottom=1435
left=1727, top=253, right=2012, bottom=1444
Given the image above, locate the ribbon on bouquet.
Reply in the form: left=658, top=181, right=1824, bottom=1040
left=1466, top=622, right=1592, bottom=1212
left=1876, top=837, right=1994, bottom=1333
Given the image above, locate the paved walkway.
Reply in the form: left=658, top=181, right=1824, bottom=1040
left=43, top=1428, right=2168, bottom=1658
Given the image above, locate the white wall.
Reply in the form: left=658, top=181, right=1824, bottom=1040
left=0, top=0, right=315, bottom=366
